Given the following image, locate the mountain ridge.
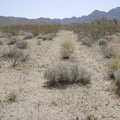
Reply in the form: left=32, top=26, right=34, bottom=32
left=0, top=7, right=120, bottom=25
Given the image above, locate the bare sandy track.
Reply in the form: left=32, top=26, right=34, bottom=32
left=0, top=30, right=120, bottom=120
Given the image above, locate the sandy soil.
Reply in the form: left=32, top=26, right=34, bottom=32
left=0, top=30, right=120, bottom=120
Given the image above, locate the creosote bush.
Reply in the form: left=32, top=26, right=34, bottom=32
left=60, top=40, right=75, bottom=59
left=44, top=63, right=91, bottom=87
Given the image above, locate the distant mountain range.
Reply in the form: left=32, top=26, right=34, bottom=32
left=0, top=7, right=120, bottom=25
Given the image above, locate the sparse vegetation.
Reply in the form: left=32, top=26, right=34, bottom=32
left=60, top=40, right=75, bottom=59
left=0, top=24, right=61, bottom=36
left=44, top=63, right=91, bottom=87
left=66, top=18, right=120, bottom=40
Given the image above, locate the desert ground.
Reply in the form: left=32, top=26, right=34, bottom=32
left=0, top=30, right=120, bottom=120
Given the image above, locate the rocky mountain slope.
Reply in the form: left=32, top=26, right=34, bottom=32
left=0, top=7, right=120, bottom=25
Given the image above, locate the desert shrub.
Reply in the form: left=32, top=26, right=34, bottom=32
left=60, top=40, right=75, bottom=59
left=42, top=33, right=56, bottom=40
left=16, top=40, right=27, bottom=49
left=102, top=45, right=116, bottom=58
left=7, top=37, right=18, bottom=45
left=81, top=37, right=94, bottom=47
left=44, top=63, right=91, bottom=87
left=2, top=47, right=29, bottom=67
left=108, top=59, right=120, bottom=71
left=23, top=33, right=33, bottom=39
left=6, top=91, right=17, bottom=103
left=70, top=64, right=91, bottom=85
left=37, top=39, right=42, bottom=45
left=107, top=59, right=120, bottom=79
left=98, top=38, right=107, bottom=46
left=44, top=63, right=71, bottom=86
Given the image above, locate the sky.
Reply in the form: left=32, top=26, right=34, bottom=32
left=0, top=0, right=119, bottom=19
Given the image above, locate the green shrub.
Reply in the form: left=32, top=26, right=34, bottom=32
left=60, top=40, right=75, bottom=59
left=44, top=63, right=91, bottom=87
left=81, top=37, right=94, bottom=47
left=16, top=40, right=27, bottom=49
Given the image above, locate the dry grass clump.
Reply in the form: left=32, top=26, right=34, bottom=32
left=2, top=47, right=29, bottom=67
left=102, top=45, right=116, bottom=58
left=6, top=91, right=17, bottom=103
left=81, top=37, right=94, bottom=47
left=60, top=40, right=75, bottom=59
left=16, top=40, right=27, bottom=49
left=44, top=63, right=91, bottom=88
left=7, top=37, right=18, bottom=45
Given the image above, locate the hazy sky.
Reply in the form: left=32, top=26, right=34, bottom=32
left=0, top=0, right=119, bottom=19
